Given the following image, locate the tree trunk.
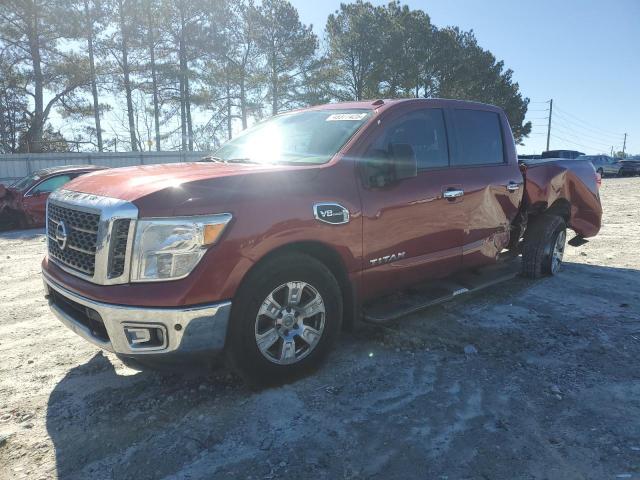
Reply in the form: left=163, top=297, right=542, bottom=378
left=226, top=73, right=232, bottom=140
left=185, top=74, right=193, bottom=151
left=85, top=0, right=103, bottom=151
left=240, top=76, right=247, bottom=129
left=27, top=1, right=44, bottom=153
left=0, top=95, right=6, bottom=153
left=270, top=49, right=278, bottom=116
left=147, top=6, right=161, bottom=151
left=177, top=5, right=193, bottom=151
left=118, top=0, right=138, bottom=151
left=179, top=41, right=187, bottom=151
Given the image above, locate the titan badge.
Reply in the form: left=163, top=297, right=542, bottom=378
left=369, top=251, right=406, bottom=266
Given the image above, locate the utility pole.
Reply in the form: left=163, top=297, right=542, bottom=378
left=622, top=133, right=627, bottom=158
left=611, top=146, right=614, bottom=157
left=546, top=98, right=553, bottom=151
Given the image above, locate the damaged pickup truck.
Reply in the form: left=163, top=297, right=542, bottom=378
left=42, top=99, right=602, bottom=382
left=0, top=165, right=105, bottom=230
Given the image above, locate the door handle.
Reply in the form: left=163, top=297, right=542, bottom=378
left=443, top=189, right=464, bottom=199
left=506, top=182, right=521, bottom=192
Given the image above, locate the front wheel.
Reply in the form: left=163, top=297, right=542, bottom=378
left=226, top=252, right=342, bottom=385
left=521, top=214, right=567, bottom=278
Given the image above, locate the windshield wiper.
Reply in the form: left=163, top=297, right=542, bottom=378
left=224, top=157, right=259, bottom=164
left=199, top=155, right=225, bottom=163
left=199, top=155, right=258, bottom=164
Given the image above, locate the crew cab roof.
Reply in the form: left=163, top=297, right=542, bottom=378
left=303, top=98, right=505, bottom=114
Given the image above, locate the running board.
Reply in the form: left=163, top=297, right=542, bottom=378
left=362, top=258, right=520, bottom=324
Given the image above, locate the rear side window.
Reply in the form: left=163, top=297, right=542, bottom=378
left=452, top=109, right=504, bottom=166
left=377, top=109, right=449, bottom=170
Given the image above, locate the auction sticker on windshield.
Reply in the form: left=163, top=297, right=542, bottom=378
left=326, top=113, right=369, bottom=121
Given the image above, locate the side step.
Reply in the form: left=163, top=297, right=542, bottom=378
left=362, top=258, right=520, bottom=324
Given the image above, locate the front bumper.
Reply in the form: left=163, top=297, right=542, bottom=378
left=43, top=270, right=231, bottom=360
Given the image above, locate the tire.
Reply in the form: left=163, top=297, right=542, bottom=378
left=521, top=214, right=567, bottom=279
left=226, top=252, right=342, bottom=385
left=597, top=168, right=605, bottom=178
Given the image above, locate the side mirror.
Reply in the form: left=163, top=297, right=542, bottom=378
left=389, top=143, right=418, bottom=181
left=363, top=144, right=418, bottom=187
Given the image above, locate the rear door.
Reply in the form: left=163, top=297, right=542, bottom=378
left=447, top=108, right=524, bottom=269
left=357, top=106, right=465, bottom=299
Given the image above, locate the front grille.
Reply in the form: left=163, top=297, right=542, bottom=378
left=108, top=219, right=131, bottom=278
left=47, top=204, right=100, bottom=276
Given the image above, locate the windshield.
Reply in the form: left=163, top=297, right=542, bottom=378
left=11, top=172, right=42, bottom=191
left=214, top=109, right=372, bottom=165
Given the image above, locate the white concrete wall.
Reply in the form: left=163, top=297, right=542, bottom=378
left=0, top=152, right=207, bottom=185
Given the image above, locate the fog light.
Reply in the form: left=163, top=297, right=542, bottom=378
left=124, top=325, right=166, bottom=349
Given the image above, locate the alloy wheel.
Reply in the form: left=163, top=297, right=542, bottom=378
left=254, top=281, right=326, bottom=365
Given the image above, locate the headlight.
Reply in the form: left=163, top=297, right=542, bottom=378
left=130, top=214, right=232, bottom=282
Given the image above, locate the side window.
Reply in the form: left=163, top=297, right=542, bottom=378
left=30, top=175, right=72, bottom=195
left=369, top=109, right=449, bottom=170
left=452, top=109, right=504, bottom=166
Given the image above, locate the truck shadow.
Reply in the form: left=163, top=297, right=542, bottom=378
left=45, top=352, right=245, bottom=479
left=0, top=226, right=45, bottom=240
left=44, top=261, right=640, bottom=479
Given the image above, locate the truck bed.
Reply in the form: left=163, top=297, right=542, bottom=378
left=521, top=158, right=602, bottom=238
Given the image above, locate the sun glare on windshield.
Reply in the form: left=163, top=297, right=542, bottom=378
left=244, top=124, right=284, bottom=164
left=214, top=109, right=372, bottom=165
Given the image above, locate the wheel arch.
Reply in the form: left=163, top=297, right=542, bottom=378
left=543, top=198, right=571, bottom=222
left=238, top=240, right=358, bottom=331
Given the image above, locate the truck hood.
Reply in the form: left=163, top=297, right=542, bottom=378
left=62, top=162, right=297, bottom=203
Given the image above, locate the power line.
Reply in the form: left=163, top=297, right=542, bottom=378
left=550, top=133, right=615, bottom=153
left=537, top=99, right=628, bottom=153
left=551, top=124, right=615, bottom=149
left=552, top=110, right=623, bottom=142
left=553, top=106, right=624, bottom=137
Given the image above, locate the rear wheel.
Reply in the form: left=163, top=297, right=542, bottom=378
left=226, top=252, right=342, bottom=385
left=521, top=214, right=567, bottom=278
left=597, top=167, right=605, bottom=178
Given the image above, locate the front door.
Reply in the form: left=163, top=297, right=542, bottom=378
left=357, top=107, right=465, bottom=300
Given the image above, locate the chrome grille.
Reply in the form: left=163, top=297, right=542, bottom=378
left=108, top=219, right=131, bottom=278
left=47, top=204, right=100, bottom=275
left=46, top=189, right=138, bottom=285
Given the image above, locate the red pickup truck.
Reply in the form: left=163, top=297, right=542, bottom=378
left=42, top=99, right=602, bottom=382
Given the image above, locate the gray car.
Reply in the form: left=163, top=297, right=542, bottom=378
left=577, top=155, right=623, bottom=177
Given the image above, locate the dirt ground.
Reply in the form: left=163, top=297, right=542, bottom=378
left=0, top=178, right=639, bottom=480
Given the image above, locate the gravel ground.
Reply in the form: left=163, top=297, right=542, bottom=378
left=0, top=177, right=639, bottom=480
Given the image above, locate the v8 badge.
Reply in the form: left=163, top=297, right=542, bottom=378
left=313, top=203, right=350, bottom=225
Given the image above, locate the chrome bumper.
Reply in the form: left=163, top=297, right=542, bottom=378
left=42, top=271, right=231, bottom=358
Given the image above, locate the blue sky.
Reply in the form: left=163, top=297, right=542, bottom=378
left=290, top=0, right=640, bottom=155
